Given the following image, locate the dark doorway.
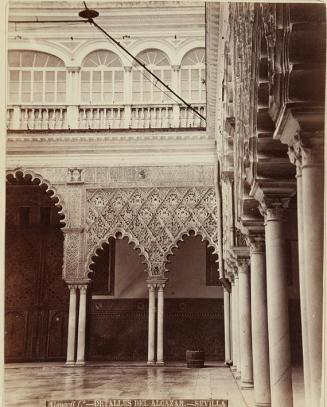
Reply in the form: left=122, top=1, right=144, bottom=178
left=5, top=175, right=68, bottom=362
left=86, top=236, right=148, bottom=361
left=164, top=234, right=224, bottom=361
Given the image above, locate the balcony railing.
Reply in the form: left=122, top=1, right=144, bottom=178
left=6, top=104, right=206, bottom=131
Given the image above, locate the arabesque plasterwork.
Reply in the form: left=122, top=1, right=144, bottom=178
left=86, top=187, right=220, bottom=277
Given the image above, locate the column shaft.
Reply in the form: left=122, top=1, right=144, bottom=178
left=224, top=289, right=231, bottom=363
left=66, top=285, right=77, bottom=365
left=235, top=275, right=241, bottom=376
left=157, top=286, right=164, bottom=364
left=265, top=209, right=293, bottom=407
left=231, top=282, right=238, bottom=370
left=238, top=261, right=253, bottom=388
left=296, top=165, right=311, bottom=405
left=302, top=154, right=324, bottom=407
left=147, top=285, right=156, bottom=364
left=250, top=245, right=271, bottom=406
left=76, top=285, right=87, bottom=365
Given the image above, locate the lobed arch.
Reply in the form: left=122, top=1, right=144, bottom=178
left=6, top=168, right=68, bottom=227
left=163, top=226, right=219, bottom=273
left=8, top=42, right=71, bottom=66
left=86, top=227, right=151, bottom=278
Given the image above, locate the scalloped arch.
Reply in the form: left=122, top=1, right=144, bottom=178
left=6, top=168, right=68, bottom=226
left=163, top=226, right=219, bottom=272
left=86, top=227, right=151, bottom=277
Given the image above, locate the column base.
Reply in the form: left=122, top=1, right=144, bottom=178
left=147, top=361, right=156, bottom=366
left=240, top=381, right=254, bottom=389
left=156, top=361, right=165, bottom=366
left=65, top=361, right=75, bottom=366
left=75, top=360, right=86, bottom=366
left=255, top=403, right=271, bottom=407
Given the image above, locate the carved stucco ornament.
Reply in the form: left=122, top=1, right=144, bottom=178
left=86, top=187, right=220, bottom=277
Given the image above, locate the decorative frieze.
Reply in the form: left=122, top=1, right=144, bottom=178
left=86, top=187, right=220, bottom=276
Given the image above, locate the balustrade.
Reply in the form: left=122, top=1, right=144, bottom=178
left=78, top=106, right=125, bottom=130
left=6, top=103, right=206, bottom=130
left=8, top=106, right=67, bottom=130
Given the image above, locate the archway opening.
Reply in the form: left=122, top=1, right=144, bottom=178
left=86, top=235, right=148, bottom=361
left=164, top=232, right=224, bottom=361
left=5, top=172, right=68, bottom=362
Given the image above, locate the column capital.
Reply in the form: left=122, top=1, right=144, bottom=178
left=299, top=140, right=324, bottom=170
left=147, top=278, right=167, bottom=290
left=78, top=284, right=88, bottom=293
left=287, top=144, right=302, bottom=171
left=288, top=130, right=324, bottom=168
left=68, top=284, right=78, bottom=292
left=258, top=197, right=291, bottom=222
left=124, top=65, right=133, bottom=72
left=67, top=66, right=81, bottom=73
left=171, top=64, right=181, bottom=72
left=246, top=234, right=265, bottom=254
left=237, top=258, right=250, bottom=274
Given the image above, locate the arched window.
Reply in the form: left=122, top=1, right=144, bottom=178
left=132, top=49, right=171, bottom=103
left=81, top=50, right=124, bottom=104
left=180, top=48, right=205, bottom=102
left=8, top=51, right=66, bottom=104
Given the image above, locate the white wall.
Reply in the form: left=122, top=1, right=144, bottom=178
left=166, top=235, right=223, bottom=298
left=93, top=235, right=223, bottom=299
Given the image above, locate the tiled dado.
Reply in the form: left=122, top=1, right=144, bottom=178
left=86, top=298, right=224, bottom=361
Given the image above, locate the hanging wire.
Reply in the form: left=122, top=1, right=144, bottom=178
left=88, top=19, right=205, bottom=125
left=79, top=2, right=206, bottom=122
left=9, top=3, right=207, bottom=124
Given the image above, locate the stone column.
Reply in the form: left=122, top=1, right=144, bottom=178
left=288, top=147, right=312, bottom=406
left=76, top=284, right=88, bottom=365
left=238, top=258, right=253, bottom=389
left=157, top=281, right=166, bottom=365
left=248, top=235, right=271, bottom=406
left=235, top=271, right=241, bottom=377
left=300, top=140, right=324, bottom=407
left=66, top=285, right=77, bottom=365
left=260, top=201, right=293, bottom=407
left=231, top=277, right=238, bottom=371
left=147, top=282, right=156, bottom=365
left=224, top=288, right=231, bottom=364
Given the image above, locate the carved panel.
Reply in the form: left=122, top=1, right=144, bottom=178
left=86, top=187, right=219, bottom=276
left=57, top=185, right=83, bottom=228
left=63, top=229, right=84, bottom=281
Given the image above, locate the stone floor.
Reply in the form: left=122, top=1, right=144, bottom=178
left=4, top=362, right=304, bottom=407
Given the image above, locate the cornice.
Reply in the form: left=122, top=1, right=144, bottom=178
left=7, top=129, right=210, bottom=143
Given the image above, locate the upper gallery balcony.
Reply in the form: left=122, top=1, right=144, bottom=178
left=7, top=49, right=206, bottom=131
